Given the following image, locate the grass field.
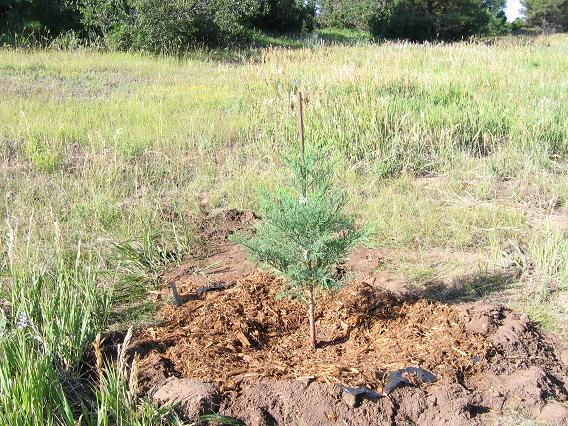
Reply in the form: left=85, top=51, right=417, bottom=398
left=1, top=34, right=567, bottom=424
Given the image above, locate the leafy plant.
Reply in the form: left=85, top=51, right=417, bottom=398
left=111, top=215, right=194, bottom=285
left=0, top=264, right=110, bottom=425
left=72, top=0, right=315, bottom=52
left=232, top=145, right=364, bottom=349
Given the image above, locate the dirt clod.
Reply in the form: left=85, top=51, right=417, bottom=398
left=536, top=402, right=568, bottom=424
left=561, top=350, right=568, bottom=368
left=151, top=378, right=220, bottom=421
left=341, top=389, right=359, bottom=408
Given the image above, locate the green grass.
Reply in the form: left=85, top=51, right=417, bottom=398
left=1, top=34, right=568, bottom=424
left=0, top=264, right=110, bottom=425
left=316, top=27, right=373, bottom=43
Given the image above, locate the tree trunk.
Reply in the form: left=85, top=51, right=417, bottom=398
left=307, top=286, right=317, bottom=350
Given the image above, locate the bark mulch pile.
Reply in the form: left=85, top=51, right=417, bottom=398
left=128, top=209, right=568, bottom=425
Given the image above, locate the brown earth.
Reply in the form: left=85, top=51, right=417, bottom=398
left=131, top=209, right=568, bottom=425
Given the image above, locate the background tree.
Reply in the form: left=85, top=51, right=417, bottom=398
left=232, top=143, right=363, bottom=349
left=511, top=16, right=527, bottom=32
left=484, top=0, right=510, bottom=34
left=369, top=0, right=508, bottom=41
left=522, top=0, right=568, bottom=33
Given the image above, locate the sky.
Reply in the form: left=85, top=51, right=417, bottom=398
left=506, top=0, right=523, bottom=22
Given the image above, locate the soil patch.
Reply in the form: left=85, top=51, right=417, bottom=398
left=131, top=210, right=568, bottom=425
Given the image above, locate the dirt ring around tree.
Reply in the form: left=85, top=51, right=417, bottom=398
left=128, top=209, right=568, bottom=425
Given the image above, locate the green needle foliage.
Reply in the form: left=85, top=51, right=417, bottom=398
left=232, top=147, right=364, bottom=349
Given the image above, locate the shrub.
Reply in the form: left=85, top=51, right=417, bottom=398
left=250, top=0, right=316, bottom=33
left=369, top=0, right=508, bottom=41
left=73, top=0, right=132, bottom=45
left=318, top=0, right=376, bottom=31
left=75, top=0, right=262, bottom=52
left=75, top=0, right=313, bottom=52
left=4, top=0, right=316, bottom=51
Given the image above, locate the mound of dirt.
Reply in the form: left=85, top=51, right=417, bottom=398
left=131, top=210, right=568, bottom=425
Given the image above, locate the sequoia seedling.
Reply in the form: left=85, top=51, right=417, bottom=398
left=232, top=145, right=363, bottom=349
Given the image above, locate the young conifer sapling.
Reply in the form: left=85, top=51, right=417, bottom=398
left=232, top=98, right=363, bottom=349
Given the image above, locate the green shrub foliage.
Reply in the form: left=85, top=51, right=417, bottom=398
left=232, top=148, right=363, bottom=348
left=318, top=0, right=508, bottom=40
left=250, top=0, right=316, bottom=33
left=1, top=0, right=315, bottom=50
left=370, top=0, right=509, bottom=41
left=75, top=0, right=263, bottom=51
left=318, top=0, right=376, bottom=31
left=1, top=0, right=516, bottom=49
left=0, top=0, right=80, bottom=38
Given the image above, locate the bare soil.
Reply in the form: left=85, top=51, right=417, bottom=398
left=131, top=209, right=568, bottom=425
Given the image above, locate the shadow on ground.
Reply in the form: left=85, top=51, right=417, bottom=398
left=406, top=267, right=521, bottom=305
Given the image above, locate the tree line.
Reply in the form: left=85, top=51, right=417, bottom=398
left=1, top=0, right=566, bottom=51
left=522, top=0, right=568, bottom=34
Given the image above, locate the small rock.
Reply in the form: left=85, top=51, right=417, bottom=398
left=325, top=411, right=338, bottom=421
left=560, top=350, right=568, bottom=368
left=297, top=376, right=315, bottom=386
left=537, top=402, right=568, bottom=425
left=152, top=378, right=220, bottom=420
left=342, top=390, right=359, bottom=408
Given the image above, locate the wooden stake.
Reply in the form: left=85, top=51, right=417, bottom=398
left=307, top=286, right=317, bottom=350
left=296, top=91, right=305, bottom=161
left=296, top=91, right=307, bottom=197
